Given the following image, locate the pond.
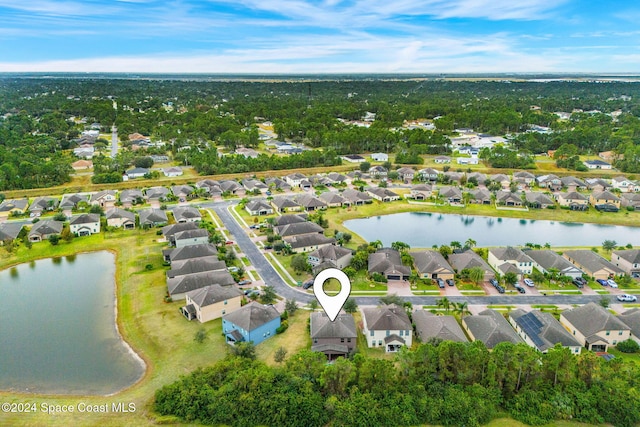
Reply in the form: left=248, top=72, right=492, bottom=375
left=0, top=251, right=145, bottom=395
left=344, top=212, right=640, bottom=248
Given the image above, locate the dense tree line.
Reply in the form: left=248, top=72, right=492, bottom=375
left=154, top=341, right=640, bottom=427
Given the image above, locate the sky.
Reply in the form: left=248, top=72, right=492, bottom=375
left=0, top=0, right=639, bottom=74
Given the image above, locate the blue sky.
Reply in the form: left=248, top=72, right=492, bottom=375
left=0, top=0, right=639, bottom=73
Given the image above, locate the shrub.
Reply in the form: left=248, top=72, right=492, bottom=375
left=617, top=339, right=640, bottom=353
left=276, top=320, right=289, bottom=334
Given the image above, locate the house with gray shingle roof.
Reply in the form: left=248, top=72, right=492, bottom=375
left=241, top=178, right=268, bottom=193
left=366, top=187, right=400, bottom=202
left=308, top=245, right=352, bottom=273
left=468, top=188, right=492, bottom=204
left=166, top=258, right=227, bottom=280
left=222, top=302, right=281, bottom=346
left=319, top=191, right=347, bottom=207
left=171, top=184, right=195, bottom=200
left=562, top=250, right=625, bottom=280
left=174, top=228, right=209, bottom=248
left=245, top=200, right=274, bottom=216
left=294, top=194, right=327, bottom=211
left=90, top=190, right=117, bottom=208
left=527, top=250, right=583, bottom=279
left=418, top=167, right=440, bottom=181
left=28, top=220, right=64, bottom=242
left=271, top=197, right=301, bottom=213
left=284, top=233, right=335, bottom=253
left=410, top=250, right=455, bottom=281
left=556, top=191, right=588, bottom=210
left=59, top=193, right=90, bottom=210
left=105, top=208, right=136, bottom=229
left=589, top=190, right=621, bottom=209
left=361, top=304, right=412, bottom=352
left=621, top=193, right=640, bottom=210
left=341, top=189, right=372, bottom=205
left=560, top=176, right=587, bottom=191
left=273, top=214, right=307, bottom=227
left=611, top=249, right=640, bottom=276
left=144, top=186, right=170, bottom=201
left=162, top=222, right=199, bottom=245
left=138, top=208, right=168, bottom=228
left=368, top=248, right=411, bottom=280
left=617, top=308, right=640, bottom=344
left=196, top=179, right=223, bottom=198
left=265, top=177, right=291, bottom=192
left=69, top=213, right=100, bottom=236
left=28, top=196, right=58, bottom=215
left=448, top=250, right=495, bottom=281
left=396, top=167, right=416, bottom=182
left=496, top=190, right=523, bottom=207
left=119, top=189, right=145, bottom=207
left=524, top=191, right=555, bottom=209
left=311, top=312, right=357, bottom=359
left=438, top=186, right=463, bottom=203
left=409, top=184, right=432, bottom=200
left=275, top=221, right=323, bottom=238
left=488, top=246, right=534, bottom=276
left=509, top=309, right=582, bottom=354
left=172, top=206, right=202, bottom=223
left=181, top=284, right=243, bottom=323
left=462, top=309, right=523, bottom=349
left=0, top=223, right=23, bottom=242
left=560, top=302, right=631, bottom=351
left=167, top=270, right=236, bottom=300
left=413, top=310, right=468, bottom=343
left=163, top=243, right=218, bottom=264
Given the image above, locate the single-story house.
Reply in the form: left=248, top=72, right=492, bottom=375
left=410, top=250, right=455, bottom=280
left=222, top=302, right=281, bottom=346
left=89, top=190, right=117, bottom=208
left=527, top=250, right=584, bottom=279
left=171, top=184, right=195, bottom=200
left=28, top=196, right=59, bottom=215
left=275, top=221, right=323, bottom=238
left=491, top=174, right=511, bottom=189
left=284, top=233, right=336, bottom=253
left=119, top=189, right=145, bottom=207
left=341, top=154, right=365, bottom=163
left=560, top=302, right=631, bottom=352
left=396, top=167, right=416, bottom=182
left=536, top=174, right=562, bottom=191
left=448, top=250, right=495, bottom=281
left=162, top=222, right=199, bottom=245
left=562, top=250, right=625, bottom=280
left=0, top=223, right=23, bottom=242
left=105, top=208, right=136, bottom=229
left=310, top=312, right=357, bottom=360
left=69, top=213, right=101, bottom=236
left=361, top=304, right=412, bottom=352
left=138, top=208, right=169, bottom=228
left=468, top=188, right=492, bottom=204
left=172, top=206, right=202, bottom=223
left=245, top=200, right=274, bottom=216
left=341, top=189, right=372, bottom=205
left=219, top=180, right=246, bottom=196
left=28, top=220, right=64, bottom=242
left=621, top=193, right=640, bottom=210
left=368, top=248, right=411, bottom=280
left=242, top=178, right=268, bottom=193
left=294, top=194, right=327, bottom=211
left=462, top=309, right=523, bottom=349
left=368, top=166, right=388, bottom=178
left=438, top=186, right=463, bottom=204
left=408, top=184, right=432, bottom=200
left=366, top=187, right=400, bottom=202
left=59, top=193, right=90, bottom=211
left=584, top=159, right=612, bottom=170
left=496, top=191, right=523, bottom=207
left=318, top=191, right=348, bottom=207
left=560, top=176, right=587, bottom=191
left=467, top=172, right=487, bottom=185
left=509, top=309, right=582, bottom=354
left=524, top=192, right=555, bottom=209
left=371, top=153, right=388, bottom=162
left=181, top=284, right=243, bottom=323
left=0, top=199, right=29, bottom=218
left=513, top=171, right=536, bottom=185
left=271, top=197, right=301, bottom=213
left=163, top=166, right=183, bottom=177
left=125, top=167, right=149, bottom=179
left=145, top=186, right=170, bottom=201
left=265, top=177, right=292, bottom=192
left=413, top=310, right=468, bottom=343
left=434, top=156, right=451, bottom=164
left=163, top=243, right=218, bottom=264
left=71, top=159, right=93, bottom=170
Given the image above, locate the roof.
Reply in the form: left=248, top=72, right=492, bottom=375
left=0, top=198, right=29, bottom=212
left=362, top=304, right=411, bottom=331
left=186, top=284, right=243, bottom=308
left=525, top=192, right=555, bottom=205
left=367, top=187, right=400, bottom=199
left=29, top=196, right=59, bottom=211
left=126, top=167, right=149, bottom=175
left=310, top=312, right=357, bottom=339
left=166, top=258, right=227, bottom=278
left=29, top=220, right=63, bottom=236
left=145, top=186, right=170, bottom=199
left=0, top=223, right=23, bottom=240
left=410, top=250, right=454, bottom=275
left=90, top=190, right=116, bottom=203
left=618, top=308, right=640, bottom=340
left=284, top=233, right=336, bottom=249
left=319, top=192, right=346, bottom=205
left=69, top=213, right=100, bottom=225
left=162, top=221, right=199, bottom=238
left=612, top=249, right=640, bottom=265
left=171, top=184, right=194, bottom=195
left=294, top=194, right=327, bottom=209
left=448, top=250, right=493, bottom=274
left=174, top=228, right=209, bottom=241
left=119, top=189, right=144, bottom=202
left=462, top=309, right=523, bottom=348
left=223, top=302, right=280, bottom=332
left=167, top=270, right=236, bottom=295
left=308, top=245, right=351, bottom=261
left=490, top=246, right=534, bottom=264
left=275, top=221, right=323, bottom=237
left=341, top=189, right=372, bottom=203
left=591, top=190, right=620, bottom=202
left=527, top=250, right=582, bottom=274
left=272, top=197, right=300, bottom=210
left=173, top=206, right=202, bottom=221
left=164, top=243, right=218, bottom=262
left=562, top=302, right=630, bottom=337
left=563, top=250, right=625, bottom=275
left=139, top=208, right=168, bottom=224
left=413, top=311, right=468, bottom=343
left=584, top=159, right=611, bottom=166
left=469, top=188, right=492, bottom=202
left=273, top=214, right=307, bottom=227
left=438, top=186, right=462, bottom=198
left=105, top=208, right=135, bottom=221
left=510, top=309, right=581, bottom=352
left=558, top=191, right=587, bottom=201
left=59, top=193, right=90, bottom=208
left=368, top=248, right=411, bottom=276
left=245, top=200, right=273, bottom=212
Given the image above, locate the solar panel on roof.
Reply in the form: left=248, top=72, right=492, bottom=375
left=518, top=312, right=546, bottom=349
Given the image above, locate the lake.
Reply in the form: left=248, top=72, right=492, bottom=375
left=344, top=212, right=640, bottom=248
left=0, top=251, right=145, bottom=395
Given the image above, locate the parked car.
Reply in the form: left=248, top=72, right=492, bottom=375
left=244, top=289, right=260, bottom=297
left=572, top=278, right=585, bottom=289
left=596, top=279, right=609, bottom=286
left=617, top=294, right=638, bottom=302
left=237, top=280, right=252, bottom=286
left=435, top=278, right=445, bottom=289
left=523, top=278, right=535, bottom=287
left=489, top=278, right=499, bottom=287
left=514, top=284, right=526, bottom=293
left=496, top=285, right=506, bottom=294
left=302, top=280, right=314, bottom=289
left=607, top=279, right=618, bottom=288
left=446, top=279, right=455, bottom=287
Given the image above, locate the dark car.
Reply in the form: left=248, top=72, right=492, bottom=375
left=446, top=279, right=455, bottom=287
left=572, top=278, right=585, bottom=288
left=302, top=280, right=314, bottom=289
left=496, top=285, right=506, bottom=294
left=435, top=278, right=445, bottom=289
left=489, top=278, right=499, bottom=287
left=515, top=284, right=526, bottom=293
left=596, top=278, right=609, bottom=286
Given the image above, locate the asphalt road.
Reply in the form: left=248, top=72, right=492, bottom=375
left=207, top=200, right=620, bottom=307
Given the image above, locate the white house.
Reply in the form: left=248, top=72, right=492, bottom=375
left=361, top=304, right=412, bottom=352
left=371, top=153, right=389, bottom=162
left=69, top=214, right=101, bottom=236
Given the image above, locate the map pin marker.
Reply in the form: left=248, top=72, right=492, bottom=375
left=313, top=268, right=351, bottom=322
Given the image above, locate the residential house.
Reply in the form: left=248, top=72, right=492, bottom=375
left=408, top=184, right=432, bottom=200
left=271, top=197, right=301, bottom=213
left=468, top=188, right=492, bottom=204
left=368, top=248, right=411, bottom=280
left=222, top=302, right=281, bottom=346
left=341, top=154, right=365, bottom=163
left=166, top=258, right=227, bottom=280
left=341, top=189, right=372, bottom=205
left=284, top=233, right=336, bottom=253
left=496, top=191, right=523, bottom=207
left=275, top=221, right=324, bottom=238
left=28, top=197, right=58, bottom=215
left=265, top=177, right=292, bottom=192
left=244, top=200, right=274, bottom=216
left=583, top=159, right=612, bottom=170
left=28, top=220, right=63, bottom=242
left=326, top=172, right=348, bottom=185
left=294, top=194, right=327, bottom=211
left=527, top=250, right=584, bottom=279
left=162, top=166, right=183, bottom=177
left=105, top=208, right=136, bottom=229
left=308, top=245, right=353, bottom=274
left=590, top=190, right=621, bottom=209
left=59, top=193, right=90, bottom=211
left=536, top=174, right=562, bottom=191
left=368, top=166, right=388, bottom=178
left=585, top=178, right=611, bottom=192
left=462, top=309, right=523, bottom=349
left=560, top=302, right=631, bottom=351
left=172, top=206, right=202, bottom=223
left=413, top=310, right=468, bottom=343
left=418, top=168, right=440, bottom=182
left=171, top=184, right=195, bottom=200
left=556, top=192, right=589, bottom=210
left=119, top=189, right=145, bottom=207
left=346, top=170, right=370, bottom=181
left=138, top=208, right=169, bottom=228
left=443, top=171, right=463, bottom=184
left=467, top=172, right=487, bottom=185
left=509, top=309, right=582, bottom=354
left=396, top=167, right=416, bottom=182
left=361, top=304, right=413, bottom=352
left=438, top=186, right=462, bottom=204
left=491, top=174, right=511, bottom=189
left=145, top=186, right=170, bottom=202
left=562, top=250, right=625, bottom=280
left=235, top=147, right=259, bottom=158
left=560, top=176, right=587, bottom=191
left=167, top=270, right=236, bottom=300
left=163, top=243, right=218, bottom=264
left=71, top=159, right=93, bottom=170
left=69, top=213, right=101, bottom=236
left=524, top=192, right=555, bottom=209
left=90, top=190, right=117, bottom=208
left=181, top=284, right=243, bottom=323
left=196, top=179, right=223, bottom=198
left=488, top=246, right=534, bottom=277
left=273, top=214, right=308, bottom=227
left=611, top=249, right=640, bottom=277
left=174, top=228, right=209, bottom=248
left=0, top=223, right=23, bottom=242
left=162, top=222, right=199, bottom=245
left=434, top=156, right=451, bottom=164
left=448, top=250, right=495, bottom=281
left=319, top=191, right=347, bottom=208
left=125, top=167, right=149, bottom=179
left=621, top=193, right=640, bottom=210
left=241, top=178, right=268, bottom=194
left=611, top=176, right=638, bottom=193
left=410, top=250, right=455, bottom=280
left=219, top=180, right=246, bottom=196
left=285, top=172, right=308, bottom=187
left=618, top=309, right=640, bottom=344
left=0, top=199, right=29, bottom=218
left=371, top=153, right=389, bottom=162
left=513, top=171, right=536, bottom=185
left=366, top=187, right=400, bottom=202
left=310, top=312, right=357, bottom=360
left=299, top=179, right=312, bottom=191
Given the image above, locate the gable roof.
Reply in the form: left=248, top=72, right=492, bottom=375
left=308, top=245, right=351, bottom=261
left=105, top=208, right=136, bottom=221
left=617, top=308, right=640, bottom=340
left=510, top=309, right=581, bottom=352
left=362, top=304, right=411, bottom=331
left=167, top=270, right=236, bottom=295
left=310, top=312, right=357, bottom=339
left=275, top=221, right=323, bottom=237
left=563, top=303, right=630, bottom=341
left=172, top=206, right=202, bottom=221
left=284, top=233, right=335, bottom=249
left=29, top=220, right=63, bottom=236
left=145, top=186, right=170, bottom=199
left=490, top=246, right=534, bottom=264
left=410, top=250, right=454, bottom=275
left=319, top=191, right=346, bottom=205
left=245, top=200, right=273, bottom=212
left=186, top=284, right=243, bottom=308
left=90, top=190, right=117, bottom=203
left=463, top=309, right=522, bottom=348
left=166, top=258, right=227, bottom=279
left=294, top=194, right=327, bottom=209
left=223, top=302, right=280, bottom=332
left=119, top=189, right=144, bottom=203
left=69, top=213, right=100, bottom=225
left=448, top=250, right=493, bottom=274
left=139, top=208, right=168, bottom=224
left=368, top=248, right=411, bottom=276
left=29, top=196, right=59, bottom=211
left=612, top=249, right=640, bottom=265
left=163, top=243, right=218, bottom=262
left=527, top=250, right=582, bottom=274
left=0, top=223, right=23, bottom=240
left=413, top=310, right=468, bottom=343
left=563, top=250, right=625, bottom=275
left=162, top=221, right=199, bottom=238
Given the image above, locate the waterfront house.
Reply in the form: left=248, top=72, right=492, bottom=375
left=368, top=248, right=411, bottom=280
left=562, top=250, right=625, bottom=280
left=181, top=284, right=243, bottom=323
left=589, top=190, right=621, bottom=209
left=366, top=187, right=400, bottom=202
left=28, top=220, right=63, bottom=242
left=167, top=270, right=236, bottom=300
left=611, top=249, right=640, bottom=277
left=556, top=191, right=588, bottom=210
left=524, top=192, right=555, bottom=209
left=163, top=243, right=218, bottom=264
left=0, top=223, right=23, bottom=242
left=174, top=228, right=210, bottom=248
left=560, top=302, right=630, bottom=351
left=410, top=250, right=455, bottom=281
left=527, top=250, right=584, bottom=279
left=488, top=246, right=534, bottom=276
left=69, top=213, right=100, bottom=236
left=448, top=250, right=495, bottom=281
left=162, top=222, right=199, bottom=246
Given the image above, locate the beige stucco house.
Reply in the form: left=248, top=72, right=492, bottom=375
left=560, top=302, right=631, bottom=352
left=181, top=284, right=243, bottom=323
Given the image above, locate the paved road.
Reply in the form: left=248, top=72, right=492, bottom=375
left=207, top=200, right=622, bottom=307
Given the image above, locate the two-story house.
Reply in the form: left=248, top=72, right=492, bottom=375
left=310, top=312, right=357, bottom=360
left=488, top=246, right=534, bottom=278
left=361, top=304, right=412, bottom=352
left=181, top=284, right=243, bottom=323
left=560, top=302, right=631, bottom=351
left=611, top=249, right=640, bottom=277
left=222, top=302, right=281, bottom=346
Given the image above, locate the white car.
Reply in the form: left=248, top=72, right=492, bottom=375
left=607, top=279, right=618, bottom=288
left=523, top=278, right=535, bottom=287
left=616, top=294, right=637, bottom=302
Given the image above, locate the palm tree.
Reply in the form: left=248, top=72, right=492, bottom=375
left=450, top=241, right=462, bottom=250
left=436, top=297, right=451, bottom=314
left=453, top=301, right=471, bottom=318
left=464, top=238, right=476, bottom=249
left=468, top=266, right=485, bottom=286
